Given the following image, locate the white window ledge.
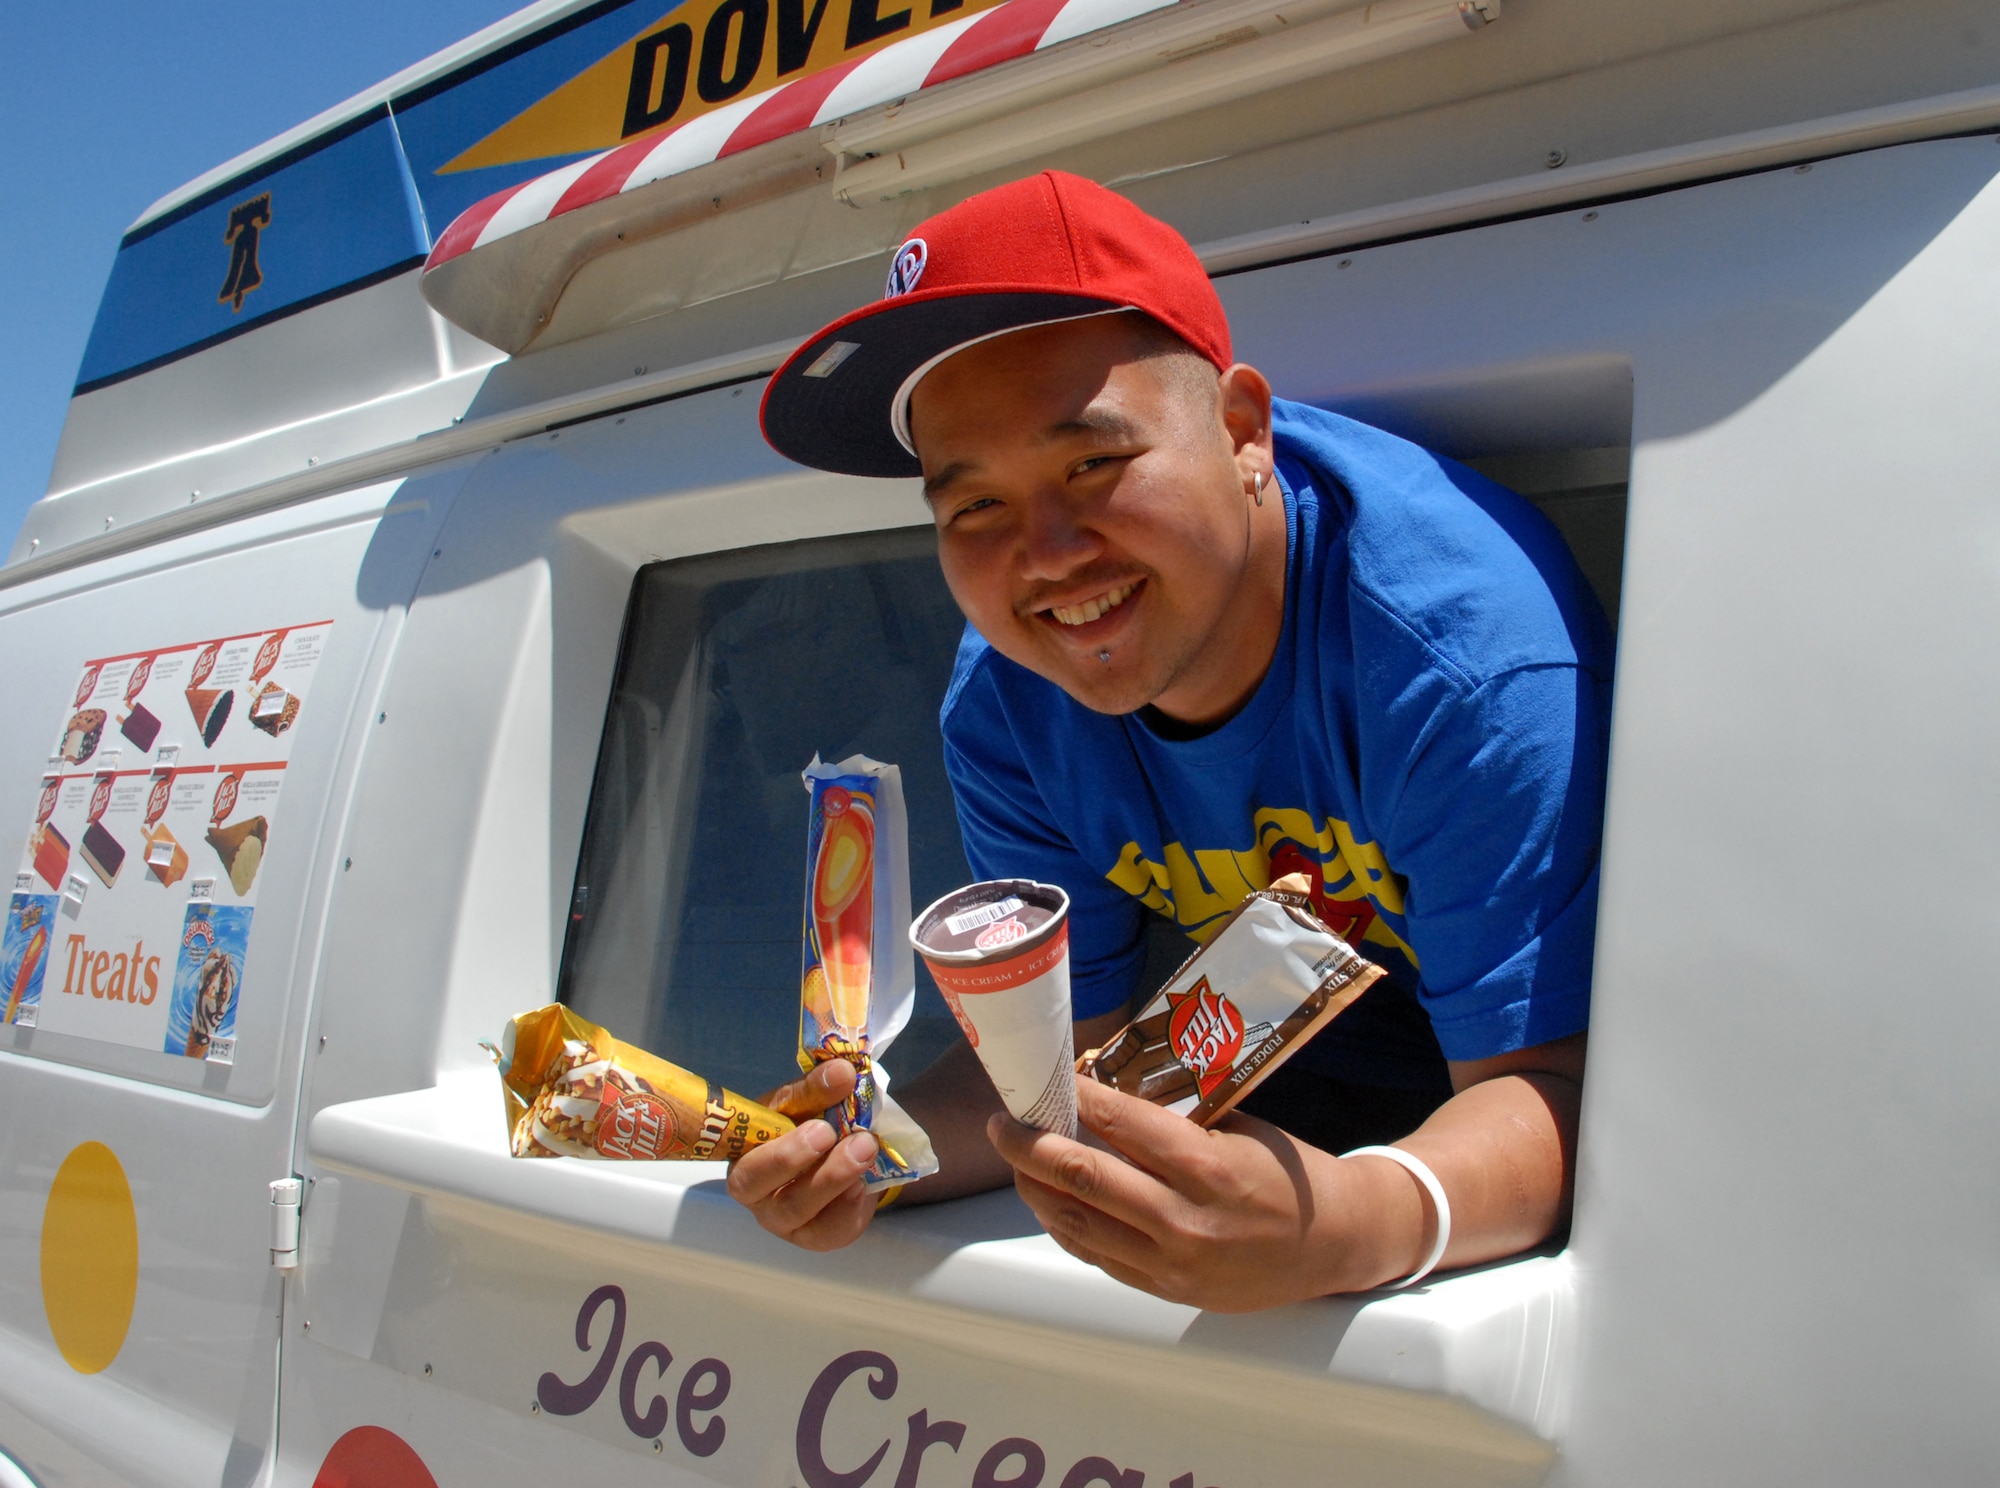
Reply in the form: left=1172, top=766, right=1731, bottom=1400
left=309, top=1072, right=1573, bottom=1443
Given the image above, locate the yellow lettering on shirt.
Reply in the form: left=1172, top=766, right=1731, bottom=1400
left=1106, top=841, right=1172, bottom=914
left=1328, top=817, right=1406, bottom=915
left=1105, top=807, right=1417, bottom=964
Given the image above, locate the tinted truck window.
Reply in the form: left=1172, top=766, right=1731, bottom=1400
left=558, top=527, right=973, bottom=1098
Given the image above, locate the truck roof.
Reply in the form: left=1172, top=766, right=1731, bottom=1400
left=13, top=0, right=2000, bottom=580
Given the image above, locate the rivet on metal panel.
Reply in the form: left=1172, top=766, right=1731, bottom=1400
left=653, top=1440, right=664, bottom=1455
left=104, top=516, right=114, bottom=529
left=343, top=858, right=352, bottom=871
left=1338, top=259, right=1352, bottom=269
left=306, top=456, right=317, bottom=466
left=423, top=1363, right=433, bottom=1377
left=1795, top=163, right=1812, bottom=173
left=550, top=433, right=559, bottom=441
left=1582, top=211, right=1599, bottom=221
left=302, top=1320, right=310, bottom=1331
left=530, top=1402, right=541, bottom=1415
left=634, top=366, right=647, bottom=376
left=378, top=711, right=388, bottom=723
left=1545, top=149, right=1566, bottom=169
left=319, top=1034, right=327, bottom=1049
left=616, top=417, right=626, bottom=425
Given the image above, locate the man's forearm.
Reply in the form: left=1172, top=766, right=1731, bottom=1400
left=898, top=1038, right=1014, bottom=1202
left=1336, top=1033, right=1585, bottom=1286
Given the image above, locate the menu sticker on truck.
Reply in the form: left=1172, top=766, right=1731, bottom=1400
left=11, top=621, right=331, bottom=1062
left=163, top=902, right=252, bottom=1064
left=2, top=890, right=58, bottom=1027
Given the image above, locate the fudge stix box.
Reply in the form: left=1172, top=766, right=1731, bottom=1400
left=1083, top=889, right=1386, bottom=1126
left=9, top=621, right=331, bottom=1064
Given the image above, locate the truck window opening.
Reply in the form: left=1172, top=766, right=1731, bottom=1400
left=555, top=441, right=1628, bottom=1090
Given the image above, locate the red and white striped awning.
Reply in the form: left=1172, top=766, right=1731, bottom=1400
left=424, top=0, right=1178, bottom=272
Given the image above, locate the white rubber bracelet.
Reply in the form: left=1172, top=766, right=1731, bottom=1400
left=1343, top=1145, right=1452, bottom=1289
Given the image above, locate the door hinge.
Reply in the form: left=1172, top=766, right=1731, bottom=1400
left=270, top=1177, right=302, bottom=1270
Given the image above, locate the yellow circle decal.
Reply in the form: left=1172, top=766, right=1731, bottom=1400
left=41, top=1141, right=139, bottom=1373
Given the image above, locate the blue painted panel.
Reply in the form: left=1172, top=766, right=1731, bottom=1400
left=391, top=0, right=662, bottom=236
left=74, top=0, right=671, bottom=392
left=76, top=109, right=428, bottom=393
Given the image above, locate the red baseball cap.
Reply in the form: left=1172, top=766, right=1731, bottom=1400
left=760, top=171, right=1230, bottom=478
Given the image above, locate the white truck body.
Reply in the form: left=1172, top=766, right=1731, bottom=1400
left=4, top=0, right=1999, bottom=1483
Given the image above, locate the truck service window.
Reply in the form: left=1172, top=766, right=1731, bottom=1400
left=558, top=527, right=973, bottom=1099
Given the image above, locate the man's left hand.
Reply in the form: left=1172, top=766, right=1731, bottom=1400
left=986, top=1080, right=1399, bottom=1311
left=988, top=1032, right=1583, bottom=1311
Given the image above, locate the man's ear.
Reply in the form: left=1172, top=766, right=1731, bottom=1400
left=1219, top=363, right=1275, bottom=489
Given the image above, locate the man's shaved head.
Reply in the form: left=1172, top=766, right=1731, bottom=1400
left=910, top=309, right=1287, bottom=726
left=1108, top=311, right=1224, bottom=407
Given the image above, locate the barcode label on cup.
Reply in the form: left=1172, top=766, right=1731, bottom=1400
left=945, top=897, right=1024, bottom=936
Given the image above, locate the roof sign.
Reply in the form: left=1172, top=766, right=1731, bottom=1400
left=424, top=0, right=1179, bottom=273
left=440, top=0, right=1014, bottom=175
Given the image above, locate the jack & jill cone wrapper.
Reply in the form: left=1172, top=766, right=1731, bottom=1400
left=488, top=1003, right=794, bottom=1161
left=800, top=755, right=938, bottom=1192
left=909, top=880, right=1077, bottom=1139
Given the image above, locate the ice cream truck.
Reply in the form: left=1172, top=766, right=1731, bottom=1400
left=5, top=0, right=2000, bottom=1482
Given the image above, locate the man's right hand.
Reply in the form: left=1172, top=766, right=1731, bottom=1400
left=727, top=1007, right=1134, bottom=1251
left=727, top=1058, right=883, bottom=1251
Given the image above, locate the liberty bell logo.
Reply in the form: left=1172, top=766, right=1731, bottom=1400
left=219, top=193, right=272, bottom=312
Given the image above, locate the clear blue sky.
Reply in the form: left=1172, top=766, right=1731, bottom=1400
left=0, top=0, right=526, bottom=554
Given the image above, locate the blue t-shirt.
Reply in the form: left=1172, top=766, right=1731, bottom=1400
left=939, top=401, right=1614, bottom=1086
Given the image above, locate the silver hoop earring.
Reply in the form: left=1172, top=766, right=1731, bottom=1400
left=1253, top=470, right=1266, bottom=506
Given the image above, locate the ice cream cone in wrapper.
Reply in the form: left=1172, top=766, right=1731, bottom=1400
left=799, top=755, right=938, bottom=1192
left=910, top=880, right=1078, bottom=1138
left=488, top=1004, right=793, bottom=1161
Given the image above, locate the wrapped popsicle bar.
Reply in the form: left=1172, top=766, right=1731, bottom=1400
left=1082, top=882, right=1385, bottom=1126
left=490, top=1003, right=794, bottom=1161
left=798, top=755, right=937, bottom=1192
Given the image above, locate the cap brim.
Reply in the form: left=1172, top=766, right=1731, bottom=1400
left=761, top=289, right=1118, bottom=478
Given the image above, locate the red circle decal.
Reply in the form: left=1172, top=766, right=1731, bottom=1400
left=313, top=1426, right=438, bottom=1488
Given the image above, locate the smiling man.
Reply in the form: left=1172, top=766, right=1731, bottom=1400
left=734, top=171, right=1612, bottom=1309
